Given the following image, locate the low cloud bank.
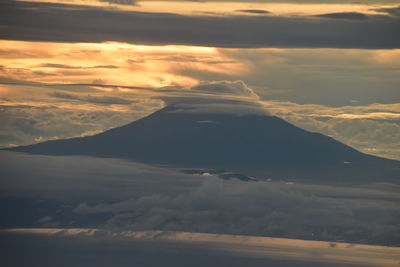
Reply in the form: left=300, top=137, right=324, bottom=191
left=74, top=178, right=400, bottom=245
left=1, top=152, right=399, bottom=245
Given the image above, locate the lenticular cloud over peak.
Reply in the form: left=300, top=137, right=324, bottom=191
left=191, top=80, right=259, bottom=99
left=160, top=80, right=268, bottom=116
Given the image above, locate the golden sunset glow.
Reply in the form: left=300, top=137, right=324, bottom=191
left=0, top=40, right=244, bottom=88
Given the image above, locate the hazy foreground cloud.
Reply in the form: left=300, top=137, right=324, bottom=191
left=0, top=151, right=201, bottom=201
left=2, top=151, right=398, bottom=245
left=73, top=177, right=400, bottom=245
left=1, top=1, right=399, bottom=48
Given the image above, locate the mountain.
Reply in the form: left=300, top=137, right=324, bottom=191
left=8, top=105, right=399, bottom=182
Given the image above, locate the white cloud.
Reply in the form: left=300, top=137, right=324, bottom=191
left=261, top=101, right=400, bottom=159
left=191, top=80, right=259, bottom=99
left=0, top=99, right=162, bottom=148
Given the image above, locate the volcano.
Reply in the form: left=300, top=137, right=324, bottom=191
left=8, top=105, right=399, bottom=182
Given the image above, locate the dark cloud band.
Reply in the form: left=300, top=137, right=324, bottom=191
left=1, top=1, right=399, bottom=49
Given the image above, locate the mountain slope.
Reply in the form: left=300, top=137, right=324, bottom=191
left=8, top=105, right=399, bottom=182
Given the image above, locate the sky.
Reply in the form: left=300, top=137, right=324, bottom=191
left=1, top=2, right=400, bottom=264
left=0, top=0, right=400, bottom=159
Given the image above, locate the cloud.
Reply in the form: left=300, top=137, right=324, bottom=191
left=315, top=12, right=369, bottom=20
left=1, top=1, right=399, bottom=49
left=37, top=63, right=119, bottom=69
left=100, top=0, right=136, bottom=5
left=191, top=80, right=258, bottom=98
left=259, top=101, right=400, bottom=160
left=374, top=6, right=400, bottom=17
left=284, top=115, right=400, bottom=160
left=1, top=151, right=399, bottom=246
left=0, top=77, right=100, bottom=93
left=165, top=99, right=269, bottom=116
left=159, top=80, right=268, bottom=115
left=48, top=91, right=135, bottom=105
left=0, top=97, right=162, bottom=149
left=73, top=177, right=400, bottom=245
left=236, top=9, right=270, bottom=14
left=324, top=118, right=400, bottom=159
left=0, top=151, right=201, bottom=202
left=0, top=39, right=241, bottom=88
left=216, top=48, right=400, bottom=107
left=0, top=77, right=165, bottom=93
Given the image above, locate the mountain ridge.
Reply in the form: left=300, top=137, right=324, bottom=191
left=7, top=105, right=399, bottom=182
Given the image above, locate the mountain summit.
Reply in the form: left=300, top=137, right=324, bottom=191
left=9, top=105, right=399, bottom=182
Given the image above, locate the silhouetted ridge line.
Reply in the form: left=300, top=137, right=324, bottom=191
left=8, top=105, right=399, bottom=182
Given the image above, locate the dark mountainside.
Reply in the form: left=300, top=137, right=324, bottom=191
left=8, top=105, right=399, bottom=182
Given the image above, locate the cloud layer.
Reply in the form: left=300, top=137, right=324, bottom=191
left=191, top=80, right=258, bottom=98
left=1, top=151, right=399, bottom=246
left=73, top=177, right=400, bottom=245
left=1, top=1, right=399, bottom=49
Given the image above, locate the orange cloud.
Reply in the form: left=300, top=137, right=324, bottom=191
left=0, top=40, right=245, bottom=88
